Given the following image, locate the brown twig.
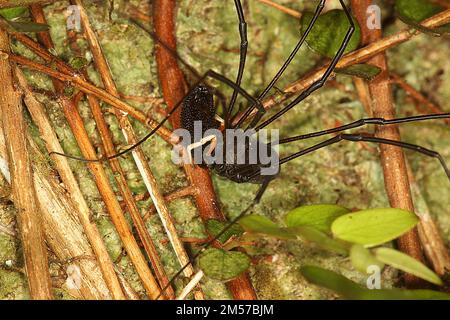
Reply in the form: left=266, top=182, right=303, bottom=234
left=0, top=0, right=58, bottom=8
left=143, top=186, right=198, bottom=221
left=390, top=73, right=450, bottom=125
left=30, top=5, right=162, bottom=299
left=351, top=0, right=425, bottom=288
left=0, top=29, right=52, bottom=299
left=153, top=0, right=257, bottom=300
left=233, top=8, right=450, bottom=124
left=255, top=0, right=302, bottom=19
left=15, top=68, right=126, bottom=299
left=406, top=162, right=450, bottom=277
left=0, top=131, right=114, bottom=299
left=67, top=0, right=178, bottom=299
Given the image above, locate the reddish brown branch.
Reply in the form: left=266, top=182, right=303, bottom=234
left=351, top=0, right=425, bottom=288
left=390, top=73, right=450, bottom=125
left=0, top=28, right=53, bottom=299
left=30, top=5, right=162, bottom=299
left=152, top=0, right=257, bottom=300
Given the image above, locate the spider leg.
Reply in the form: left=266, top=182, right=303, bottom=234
left=266, top=133, right=450, bottom=181
left=276, top=113, right=450, bottom=144
left=253, top=0, right=355, bottom=131
left=51, top=69, right=262, bottom=163
left=234, top=0, right=327, bottom=129
left=225, top=0, right=249, bottom=128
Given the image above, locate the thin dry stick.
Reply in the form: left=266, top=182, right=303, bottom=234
left=0, top=29, right=52, bottom=299
left=0, top=133, right=112, bottom=299
left=30, top=5, right=162, bottom=299
left=143, top=186, right=197, bottom=220
left=255, top=0, right=302, bottom=19
left=391, top=73, right=450, bottom=125
left=153, top=0, right=257, bottom=300
left=7, top=50, right=174, bottom=144
left=176, top=270, right=204, bottom=300
left=233, top=8, right=450, bottom=124
left=73, top=0, right=193, bottom=299
left=406, top=162, right=450, bottom=277
left=352, top=0, right=425, bottom=288
left=15, top=68, right=126, bottom=300
left=0, top=0, right=58, bottom=8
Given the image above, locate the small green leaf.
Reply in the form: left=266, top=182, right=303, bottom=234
left=0, top=7, right=27, bottom=20
left=331, top=208, right=418, bottom=247
left=239, top=215, right=295, bottom=240
left=301, top=266, right=450, bottom=300
left=395, top=0, right=450, bottom=35
left=375, top=248, right=443, bottom=286
left=301, top=9, right=361, bottom=58
left=7, top=21, right=49, bottom=33
left=206, top=219, right=244, bottom=244
left=289, top=226, right=349, bottom=255
left=336, top=64, right=382, bottom=81
left=350, top=244, right=384, bottom=274
left=198, top=248, right=250, bottom=281
left=285, top=204, right=350, bottom=233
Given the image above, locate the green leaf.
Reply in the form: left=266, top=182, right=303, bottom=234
left=198, top=248, right=250, bottom=281
left=7, top=21, right=49, bottom=33
left=0, top=7, right=27, bottom=21
left=350, top=244, right=384, bottom=274
left=395, top=0, right=450, bottom=35
left=0, top=7, right=27, bottom=20
left=205, top=219, right=244, bottom=244
left=285, top=204, right=350, bottom=233
left=301, top=9, right=361, bottom=58
left=331, top=208, right=418, bottom=247
left=335, top=64, right=382, bottom=81
left=300, top=266, right=450, bottom=300
left=375, top=248, right=443, bottom=286
left=239, top=215, right=295, bottom=240
left=289, top=226, right=349, bottom=255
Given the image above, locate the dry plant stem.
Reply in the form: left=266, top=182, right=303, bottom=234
left=256, top=0, right=302, bottom=19
left=0, top=132, right=112, bottom=299
left=351, top=0, right=425, bottom=288
left=233, top=8, right=450, bottom=124
left=153, top=0, right=257, bottom=300
left=0, top=0, right=58, bottom=8
left=0, top=30, right=52, bottom=299
left=30, top=5, right=162, bottom=299
left=406, top=163, right=450, bottom=277
left=390, top=73, right=450, bottom=125
left=353, top=77, right=373, bottom=116
left=7, top=31, right=174, bottom=144
left=15, top=68, right=126, bottom=299
left=72, top=0, right=188, bottom=299
left=143, top=186, right=197, bottom=220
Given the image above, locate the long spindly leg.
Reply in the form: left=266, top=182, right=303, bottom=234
left=225, top=0, right=249, bottom=128
left=50, top=69, right=263, bottom=163
left=253, top=0, right=355, bottom=131
left=266, top=133, right=450, bottom=181
left=277, top=113, right=450, bottom=145
left=156, top=176, right=272, bottom=300
left=234, top=0, right=326, bottom=129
